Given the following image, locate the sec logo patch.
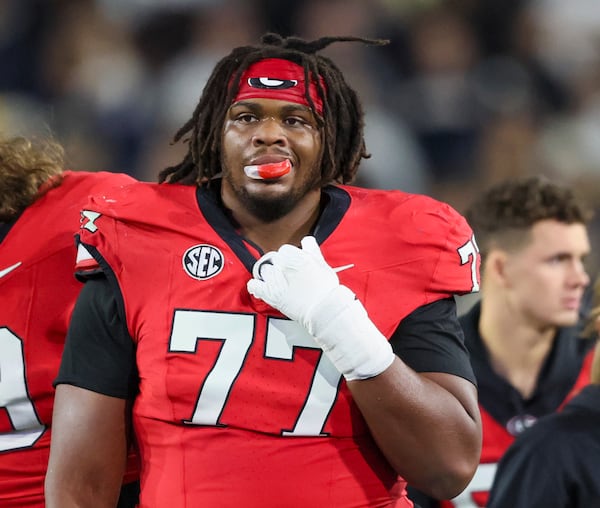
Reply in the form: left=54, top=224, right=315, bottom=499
left=182, top=244, right=224, bottom=280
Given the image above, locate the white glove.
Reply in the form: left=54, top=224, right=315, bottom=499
left=247, top=236, right=395, bottom=380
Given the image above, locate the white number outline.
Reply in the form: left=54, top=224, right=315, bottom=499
left=168, top=310, right=343, bottom=436
left=266, top=318, right=343, bottom=436
left=458, top=235, right=480, bottom=293
left=0, top=327, right=46, bottom=452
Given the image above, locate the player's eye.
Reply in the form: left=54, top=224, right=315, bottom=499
left=237, top=113, right=257, bottom=123
left=284, top=116, right=314, bottom=129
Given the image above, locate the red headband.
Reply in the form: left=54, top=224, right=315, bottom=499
left=233, top=58, right=325, bottom=115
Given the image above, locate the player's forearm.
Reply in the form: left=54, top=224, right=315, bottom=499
left=246, top=237, right=481, bottom=499
left=44, top=482, right=121, bottom=508
left=347, top=358, right=481, bottom=500
left=46, top=385, right=129, bottom=508
left=45, top=457, right=123, bottom=508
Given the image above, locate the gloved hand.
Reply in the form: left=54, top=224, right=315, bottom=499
left=247, top=236, right=395, bottom=380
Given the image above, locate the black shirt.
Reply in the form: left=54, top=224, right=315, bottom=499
left=407, top=301, right=596, bottom=508
left=463, top=301, right=595, bottom=431
left=488, top=384, right=600, bottom=508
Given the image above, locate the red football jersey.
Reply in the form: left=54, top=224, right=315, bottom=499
left=0, top=170, right=137, bottom=507
left=76, top=181, right=480, bottom=508
left=440, top=350, right=594, bottom=508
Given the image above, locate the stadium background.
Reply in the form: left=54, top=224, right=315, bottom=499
left=1, top=0, right=599, bottom=280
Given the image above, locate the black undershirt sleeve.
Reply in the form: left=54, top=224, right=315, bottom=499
left=54, top=275, right=138, bottom=399
left=390, top=297, right=476, bottom=385
left=402, top=298, right=477, bottom=508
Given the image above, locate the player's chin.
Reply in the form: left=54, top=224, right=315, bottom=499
left=554, top=310, right=580, bottom=327
left=240, top=187, right=299, bottom=222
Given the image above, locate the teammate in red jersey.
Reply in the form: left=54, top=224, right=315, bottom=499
left=0, top=135, right=139, bottom=507
left=46, top=33, right=482, bottom=508
left=408, top=176, right=595, bottom=508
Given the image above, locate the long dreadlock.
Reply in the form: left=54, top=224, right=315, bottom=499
left=158, top=33, right=388, bottom=186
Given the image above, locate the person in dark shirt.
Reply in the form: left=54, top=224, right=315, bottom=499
left=409, top=176, right=595, bottom=508
left=487, top=275, right=600, bottom=508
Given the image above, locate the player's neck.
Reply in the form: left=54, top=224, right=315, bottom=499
left=224, top=189, right=322, bottom=253
left=242, top=217, right=318, bottom=253
left=479, top=299, right=556, bottom=399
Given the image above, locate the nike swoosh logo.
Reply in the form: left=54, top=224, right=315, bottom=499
left=332, top=263, right=355, bottom=273
left=0, top=261, right=23, bottom=278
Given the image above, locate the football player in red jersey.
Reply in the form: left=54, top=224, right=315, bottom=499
left=46, top=33, right=482, bottom=508
left=0, top=135, right=139, bottom=507
left=409, top=176, right=595, bottom=508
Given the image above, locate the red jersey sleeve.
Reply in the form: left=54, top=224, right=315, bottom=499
left=425, top=200, right=480, bottom=297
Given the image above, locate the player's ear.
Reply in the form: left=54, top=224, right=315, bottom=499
left=485, top=250, right=509, bottom=287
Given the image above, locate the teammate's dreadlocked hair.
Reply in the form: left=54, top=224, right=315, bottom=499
left=159, top=33, right=388, bottom=186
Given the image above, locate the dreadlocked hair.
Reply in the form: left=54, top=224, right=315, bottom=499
left=159, top=33, right=389, bottom=186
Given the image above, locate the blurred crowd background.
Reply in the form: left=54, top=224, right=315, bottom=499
left=2, top=0, right=600, bottom=275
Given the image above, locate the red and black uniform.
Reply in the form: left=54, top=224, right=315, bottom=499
left=488, top=384, right=600, bottom=508
left=0, top=171, right=139, bottom=508
left=57, top=179, right=480, bottom=508
left=408, top=301, right=595, bottom=508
